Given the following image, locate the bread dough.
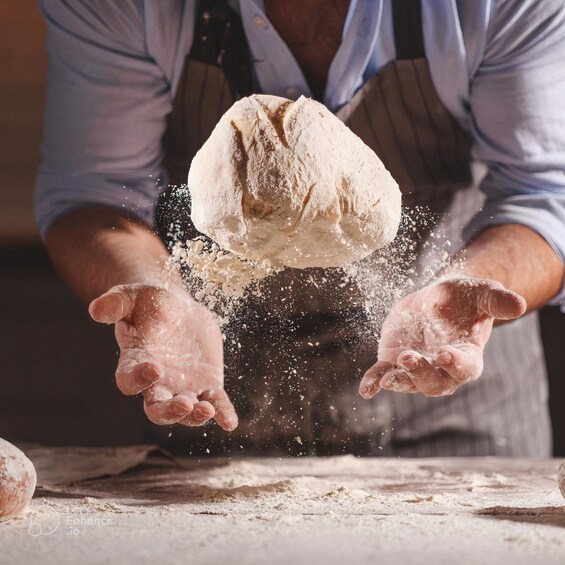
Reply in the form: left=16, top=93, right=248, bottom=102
left=0, top=438, right=36, bottom=520
left=188, top=95, right=401, bottom=269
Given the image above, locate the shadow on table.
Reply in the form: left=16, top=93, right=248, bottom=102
left=34, top=459, right=292, bottom=505
left=477, top=506, right=565, bottom=529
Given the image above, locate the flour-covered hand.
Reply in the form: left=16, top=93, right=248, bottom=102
left=359, top=277, right=526, bottom=398
left=89, top=283, right=237, bottom=430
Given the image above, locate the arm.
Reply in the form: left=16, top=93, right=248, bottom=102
left=360, top=0, right=565, bottom=399
left=359, top=223, right=563, bottom=399
left=37, top=2, right=237, bottom=430
left=45, top=207, right=170, bottom=304
left=459, top=224, right=563, bottom=314
left=45, top=206, right=238, bottom=431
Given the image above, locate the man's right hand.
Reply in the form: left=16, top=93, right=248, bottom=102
left=89, top=283, right=238, bottom=431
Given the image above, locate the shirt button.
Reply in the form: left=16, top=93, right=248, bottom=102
left=286, top=86, right=302, bottom=99
left=252, top=15, right=268, bottom=30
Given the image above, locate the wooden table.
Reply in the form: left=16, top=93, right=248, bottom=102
left=1, top=450, right=564, bottom=565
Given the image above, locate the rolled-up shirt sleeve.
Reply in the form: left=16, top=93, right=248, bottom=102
left=464, top=0, right=565, bottom=306
left=35, top=0, right=172, bottom=237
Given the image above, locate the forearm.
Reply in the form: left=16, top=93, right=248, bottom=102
left=45, top=207, right=174, bottom=304
left=456, top=224, right=564, bottom=312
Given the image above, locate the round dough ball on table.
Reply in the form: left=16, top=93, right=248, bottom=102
left=0, top=438, right=37, bottom=520
left=559, top=461, right=565, bottom=499
left=188, top=95, right=401, bottom=269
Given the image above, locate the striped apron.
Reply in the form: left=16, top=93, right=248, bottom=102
left=156, top=0, right=551, bottom=457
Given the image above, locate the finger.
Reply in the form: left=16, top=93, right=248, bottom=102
left=434, top=344, right=483, bottom=384
left=199, top=389, right=239, bottom=431
left=379, top=369, right=417, bottom=393
left=180, top=401, right=215, bottom=427
left=143, top=388, right=195, bottom=425
left=89, top=286, right=136, bottom=324
left=116, top=356, right=161, bottom=396
left=477, top=284, right=526, bottom=320
left=398, top=351, right=458, bottom=397
left=359, top=361, right=394, bottom=399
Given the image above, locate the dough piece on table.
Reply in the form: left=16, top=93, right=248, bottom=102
left=0, top=438, right=37, bottom=520
left=188, top=95, right=401, bottom=269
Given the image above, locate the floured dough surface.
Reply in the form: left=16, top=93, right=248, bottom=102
left=188, top=95, right=401, bottom=269
left=559, top=461, right=565, bottom=499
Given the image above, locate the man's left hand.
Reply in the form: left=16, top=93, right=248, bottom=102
left=359, top=277, right=526, bottom=398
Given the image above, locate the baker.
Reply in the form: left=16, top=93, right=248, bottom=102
left=36, top=0, right=565, bottom=456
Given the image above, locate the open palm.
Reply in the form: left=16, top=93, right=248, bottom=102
left=90, top=283, right=237, bottom=430
left=360, top=277, right=526, bottom=397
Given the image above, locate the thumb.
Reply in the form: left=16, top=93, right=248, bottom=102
left=89, top=285, right=136, bottom=324
left=477, top=284, right=526, bottom=320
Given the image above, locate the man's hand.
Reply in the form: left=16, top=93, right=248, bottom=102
left=89, top=283, right=238, bottom=430
left=359, top=277, right=526, bottom=398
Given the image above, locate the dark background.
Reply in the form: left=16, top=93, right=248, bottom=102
left=1, top=2, right=563, bottom=455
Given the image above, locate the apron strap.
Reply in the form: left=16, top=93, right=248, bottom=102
left=392, top=0, right=425, bottom=60
left=190, top=0, right=254, bottom=97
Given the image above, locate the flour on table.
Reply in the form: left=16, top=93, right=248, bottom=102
left=188, top=94, right=401, bottom=269
left=6, top=456, right=565, bottom=565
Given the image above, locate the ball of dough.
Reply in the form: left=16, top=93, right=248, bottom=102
left=559, top=461, right=565, bottom=499
left=0, top=438, right=36, bottom=520
left=188, top=95, right=401, bottom=269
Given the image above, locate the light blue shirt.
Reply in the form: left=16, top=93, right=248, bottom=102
left=36, top=0, right=565, bottom=304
